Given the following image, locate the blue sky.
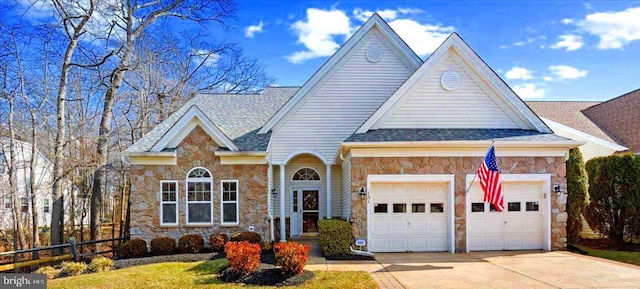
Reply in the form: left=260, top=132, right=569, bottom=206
left=6, top=1, right=640, bottom=101
left=226, top=1, right=640, bottom=101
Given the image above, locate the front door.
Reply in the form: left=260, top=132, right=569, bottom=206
left=301, top=190, right=319, bottom=233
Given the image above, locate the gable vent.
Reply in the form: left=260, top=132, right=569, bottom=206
left=441, top=71, right=460, bottom=91
left=366, top=45, right=383, bottom=63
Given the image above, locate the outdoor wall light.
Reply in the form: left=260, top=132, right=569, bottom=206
left=553, top=184, right=564, bottom=195
left=271, top=188, right=277, bottom=195
left=359, top=187, right=367, bottom=196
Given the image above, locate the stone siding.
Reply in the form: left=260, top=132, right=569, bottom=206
left=129, top=126, right=270, bottom=243
left=350, top=156, right=568, bottom=252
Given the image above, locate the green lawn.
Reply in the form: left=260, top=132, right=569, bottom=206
left=48, top=259, right=377, bottom=289
left=581, top=247, right=640, bottom=266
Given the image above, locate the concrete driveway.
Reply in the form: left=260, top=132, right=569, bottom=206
left=374, top=251, right=640, bottom=289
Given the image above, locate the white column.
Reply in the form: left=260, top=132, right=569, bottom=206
left=326, top=164, right=332, bottom=219
left=279, top=164, right=286, bottom=242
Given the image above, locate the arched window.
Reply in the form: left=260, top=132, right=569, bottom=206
left=186, top=167, right=213, bottom=224
left=292, top=168, right=320, bottom=181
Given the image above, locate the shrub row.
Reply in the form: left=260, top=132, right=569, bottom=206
left=118, top=231, right=263, bottom=258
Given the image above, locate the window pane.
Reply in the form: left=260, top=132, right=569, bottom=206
left=203, top=192, right=211, bottom=202
left=508, top=202, right=521, bottom=212
left=20, top=198, right=28, bottom=212
left=223, top=203, right=237, bottom=223
left=188, top=192, right=195, bottom=201
left=188, top=182, right=195, bottom=192
left=162, top=204, right=176, bottom=223
left=393, top=203, right=406, bottom=213
left=4, top=196, right=10, bottom=209
left=188, top=203, right=211, bottom=223
left=293, top=191, right=298, bottom=212
left=412, top=203, right=425, bottom=213
left=471, top=203, right=485, bottom=212
left=490, top=204, right=499, bottom=212
left=203, top=182, right=211, bottom=192
left=374, top=203, right=387, bottom=213
left=430, top=203, right=444, bottom=213
left=526, top=202, right=539, bottom=212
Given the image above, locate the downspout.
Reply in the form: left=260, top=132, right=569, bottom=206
left=340, top=149, right=374, bottom=257
left=267, top=163, right=275, bottom=241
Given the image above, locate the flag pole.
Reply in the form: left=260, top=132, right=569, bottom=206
left=465, top=140, right=496, bottom=194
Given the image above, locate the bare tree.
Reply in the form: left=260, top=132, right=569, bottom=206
left=50, top=0, right=97, bottom=250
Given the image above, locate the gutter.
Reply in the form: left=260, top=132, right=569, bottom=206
left=342, top=140, right=585, bottom=148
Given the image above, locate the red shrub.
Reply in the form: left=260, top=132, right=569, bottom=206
left=150, top=237, right=176, bottom=255
left=209, top=233, right=228, bottom=252
left=274, top=242, right=309, bottom=275
left=225, top=241, right=261, bottom=276
left=178, top=234, right=204, bottom=253
left=118, top=239, right=147, bottom=258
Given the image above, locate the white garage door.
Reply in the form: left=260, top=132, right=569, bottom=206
left=467, top=182, right=544, bottom=251
left=369, top=182, right=449, bottom=252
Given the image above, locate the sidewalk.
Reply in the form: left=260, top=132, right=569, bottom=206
left=296, top=237, right=404, bottom=289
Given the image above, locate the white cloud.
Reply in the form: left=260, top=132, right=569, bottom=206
left=245, top=21, right=264, bottom=38
left=388, top=19, right=454, bottom=56
left=505, top=67, right=534, bottom=80
left=513, top=83, right=546, bottom=99
left=578, top=7, right=640, bottom=49
left=548, top=65, right=588, bottom=80
left=501, top=36, right=546, bottom=49
left=352, top=7, right=424, bottom=22
left=192, top=49, right=220, bottom=67
left=286, top=8, right=352, bottom=64
left=550, top=34, right=584, bottom=51
left=543, top=76, right=554, bottom=82
left=561, top=18, right=574, bottom=24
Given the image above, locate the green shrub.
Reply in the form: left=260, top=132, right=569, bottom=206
left=88, top=256, right=113, bottom=273
left=118, top=238, right=148, bottom=258
left=274, top=242, right=309, bottom=275
left=178, top=234, right=204, bottom=253
left=230, top=231, right=261, bottom=244
left=150, top=237, right=176, bottom=255
left=208, top=233, right=228, bottom=252
left=35, top=266, right=60, bottom=280
left=585, top=154, right=640, bottom=244
left=318, top=219, right=352, bottom=256
left=58, top=262, right=88, bottom=277
left=567, top=148, right=590, bottom=243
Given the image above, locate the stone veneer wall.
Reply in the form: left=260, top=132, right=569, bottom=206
left=129, top=126, right=270, bottom=243
left=350, top=156, right=568, bottom=252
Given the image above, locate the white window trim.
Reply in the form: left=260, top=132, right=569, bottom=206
left=185, top=167, right=214, bottom=225
left=220, top=180, right=239, bottom=226
left=160, top=180, right=179, bottom=226
left=291, top=167, right=322, bottom=182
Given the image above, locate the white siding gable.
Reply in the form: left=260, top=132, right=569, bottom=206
left=269, top=28, right=417, bottom=164
left=374, top=49, right=521, bottom=129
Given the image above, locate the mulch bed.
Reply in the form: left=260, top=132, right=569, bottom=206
left=577, top=239, right=640, bottom=251
left=113, top=252, right=220, bottom=269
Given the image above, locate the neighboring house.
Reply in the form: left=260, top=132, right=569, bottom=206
left=581, top=89, right=640, bottom=155
left=0, top=138, right=53, bottom=231
left=526, top=101, right=628, bottom=160
left=0, top=138, right=79, bottom=232
left=123, top=14, right=581, bottom=253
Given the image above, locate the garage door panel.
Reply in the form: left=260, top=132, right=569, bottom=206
left=468, top=179, right=544, bottom=251
left=370, top=181, right=449, bottom=252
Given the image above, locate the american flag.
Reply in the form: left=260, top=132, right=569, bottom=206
left=478, top=145, right=504, bottom=212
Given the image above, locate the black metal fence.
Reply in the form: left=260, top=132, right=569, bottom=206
left=0, top=237, right=129, bottom=272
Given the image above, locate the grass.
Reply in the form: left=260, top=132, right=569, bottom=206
left=48, top=259, right=377, bottom=289
left=580, top=247, right=640, bottom=266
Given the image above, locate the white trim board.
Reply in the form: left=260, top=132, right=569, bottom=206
left=258, top=14, right=422, bottom=135
left=540, top=117, right=627, bottom=151
left=151, top=105, right=238, bottom=152
left=356, top=33, right=552, bottom=134
left=366, top=174, right=456, bottom=253
left=464, top=173, right=552, bottom=252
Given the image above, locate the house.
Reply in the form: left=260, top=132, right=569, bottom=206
left=526, top=101, right=628, bottom=160
left=123, top=14, right=581, bottom=253
left=0, top=138, right=80, bottom=233
left=0, top=138, right=54, bottom=231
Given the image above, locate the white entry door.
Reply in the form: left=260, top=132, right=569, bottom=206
left=369, top=182, right=449, bottom=252
left=467, top=182, right=544, bottom=251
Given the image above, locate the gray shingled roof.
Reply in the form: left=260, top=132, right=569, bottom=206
left=125, top=87, right=299, bottom=153
left=344, top=129, right=573, bottom=143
